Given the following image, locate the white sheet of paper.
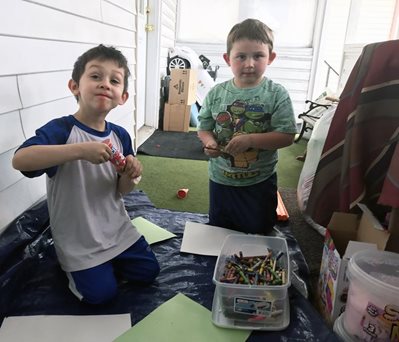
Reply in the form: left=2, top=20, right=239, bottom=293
left=180, top=222, right=244, bottom=256
left=0, top=314, right=131, bottom=342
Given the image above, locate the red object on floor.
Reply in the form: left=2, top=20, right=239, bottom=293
left=277, top=191, right=289, bottom=221
left=177, top=188, right=189, bottom=199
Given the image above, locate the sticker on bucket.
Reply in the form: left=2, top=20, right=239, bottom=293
left=233, top=297, right=272, bottom=316
left=359, top=303, right=399, bottom=340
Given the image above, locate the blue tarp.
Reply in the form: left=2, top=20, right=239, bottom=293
left=0, top=190, right=339, bottom=341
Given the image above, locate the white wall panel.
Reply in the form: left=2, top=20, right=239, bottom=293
left=102, top=1, right=136, bottom=29
left=160, top=36, right=174, bottom=49
left=21, top=97, right=78, bottom=139
left=18, top=71, right=72, bottom=108
left=107, top=95, right=135, bottom=121
left=0, top=111, right=25, bottom=153
left=1, top=39, right=134, bottom=78
left=111, top=72, right=136, bottom=97
left=0, top=176, right=46, bottom=234
left=160, top=0, right=177, bottom=78
left=106, top=0, right=136, bottom=13
left=0, top=38, right=94, bottom=76
left=161, top=25, right=175, bottom=43
left=162, top=14, right=176, bottom=31
left=0, top=0, right=137, bottom=234
left=289, top=90, right=311, bottom=102
left=107, top=94, right=135, bottom=139
left=292, top=103, right=306, bottom=115
left=272, top=58, right=312, bottom=70
left=0, top=77, right=22, bottom=114
left=162, top=3, right=177, bottom=25
left=118, top=47, right=136, bottom=66
left=0, top=0, right=134, bottom=46
left=0, top=148, right=23, bottom=192
left=27, top=0, right=102, bottom=20
left=267, top=69, right=310, bottom=81
left=113, top=112, right=135, bottom=139
left=279, top=80, right=309, bottom=92
left=127, top=75, right=136, bottom=96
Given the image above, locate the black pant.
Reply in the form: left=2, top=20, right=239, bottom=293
left=208, top=173, right=277, bottom=235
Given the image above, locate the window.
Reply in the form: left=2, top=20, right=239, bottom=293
left=346, top=0, right=398, bottom=44
left=177, top=0, right=317, bottom=47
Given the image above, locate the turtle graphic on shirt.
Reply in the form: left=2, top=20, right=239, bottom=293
left=215, top=100, right=272, bottom=168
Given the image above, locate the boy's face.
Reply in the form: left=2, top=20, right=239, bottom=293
left=223, top=39, right=276, bottom=89
left=68, top=59, right=129, bottom=115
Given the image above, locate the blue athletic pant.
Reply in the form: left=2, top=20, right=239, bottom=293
left=208, top=173, right=277, bottom=234
left=67, top=236, right=160, bottom=304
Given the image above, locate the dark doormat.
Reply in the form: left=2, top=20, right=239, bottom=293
left=137, top=130, right=209, bottom=161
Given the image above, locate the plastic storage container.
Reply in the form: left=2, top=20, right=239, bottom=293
left=343, top=249, right=399, bottom=340
left=211, top=234, right=291, bottom=330
left=333, top=314, right=356, bottom=341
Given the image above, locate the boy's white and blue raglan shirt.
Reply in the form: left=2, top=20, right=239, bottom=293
left=198, top=77, right=297, bottom=186
left=18, top=115, right=141, bottom=272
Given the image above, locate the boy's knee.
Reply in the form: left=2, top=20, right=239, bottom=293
left=139, top=260, right=160, bottom=284
left=77, top=281, right=118, bottom=305
left=150, top=262, right=161, bottom=281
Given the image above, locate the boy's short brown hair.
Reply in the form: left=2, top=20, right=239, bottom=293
left=226, top=18, right=274, bottom=55
left=72, top=44, right=131, bottom=94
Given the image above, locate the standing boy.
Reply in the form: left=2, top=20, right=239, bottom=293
left=12, top=45, right=160, bottom=304
left=197, top=19, right=297, bottom=234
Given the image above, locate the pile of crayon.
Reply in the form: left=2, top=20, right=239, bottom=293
left=219, top=250, right=287, bottom=286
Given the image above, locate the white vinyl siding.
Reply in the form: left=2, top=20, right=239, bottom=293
left=0, top=0, right=137, bottom=233
left=160, top=0, right=178, bottom=77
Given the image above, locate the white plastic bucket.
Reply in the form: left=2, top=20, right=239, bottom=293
left=333, top=314, right=356, bottom=341
left=343, top=249, right=399, bottom=340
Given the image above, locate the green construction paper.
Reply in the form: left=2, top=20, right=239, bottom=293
left=114, top=293, right=250, bottom=342
left=131, top=217, right=176, bottom=244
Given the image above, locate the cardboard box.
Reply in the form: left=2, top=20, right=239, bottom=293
left=168, top=69, right=197, bottom=105
left=163, top=103, right=191, bottom=132
left=318, top=204, right=399, bottom=325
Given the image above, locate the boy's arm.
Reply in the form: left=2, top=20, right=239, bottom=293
left=198, top=130, right=225, bottom=158
left=117, top=155, right=142, bottom=195
left=224, top=132, right=295, bottom=156
left=12, top=142, right=112, bottom=172
left=197, top=130, right=217, bottom=148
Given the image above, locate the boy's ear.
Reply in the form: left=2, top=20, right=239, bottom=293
left=119, top=91, right=129, bottom=105
left=268, top=52, right=277, bottom=65
left=68, top=79, right=79, bottom=96
left=223, top=53, right=231, bottom=66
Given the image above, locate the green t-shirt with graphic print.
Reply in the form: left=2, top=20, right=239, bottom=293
left=198, top=77, right=297, bottom=186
